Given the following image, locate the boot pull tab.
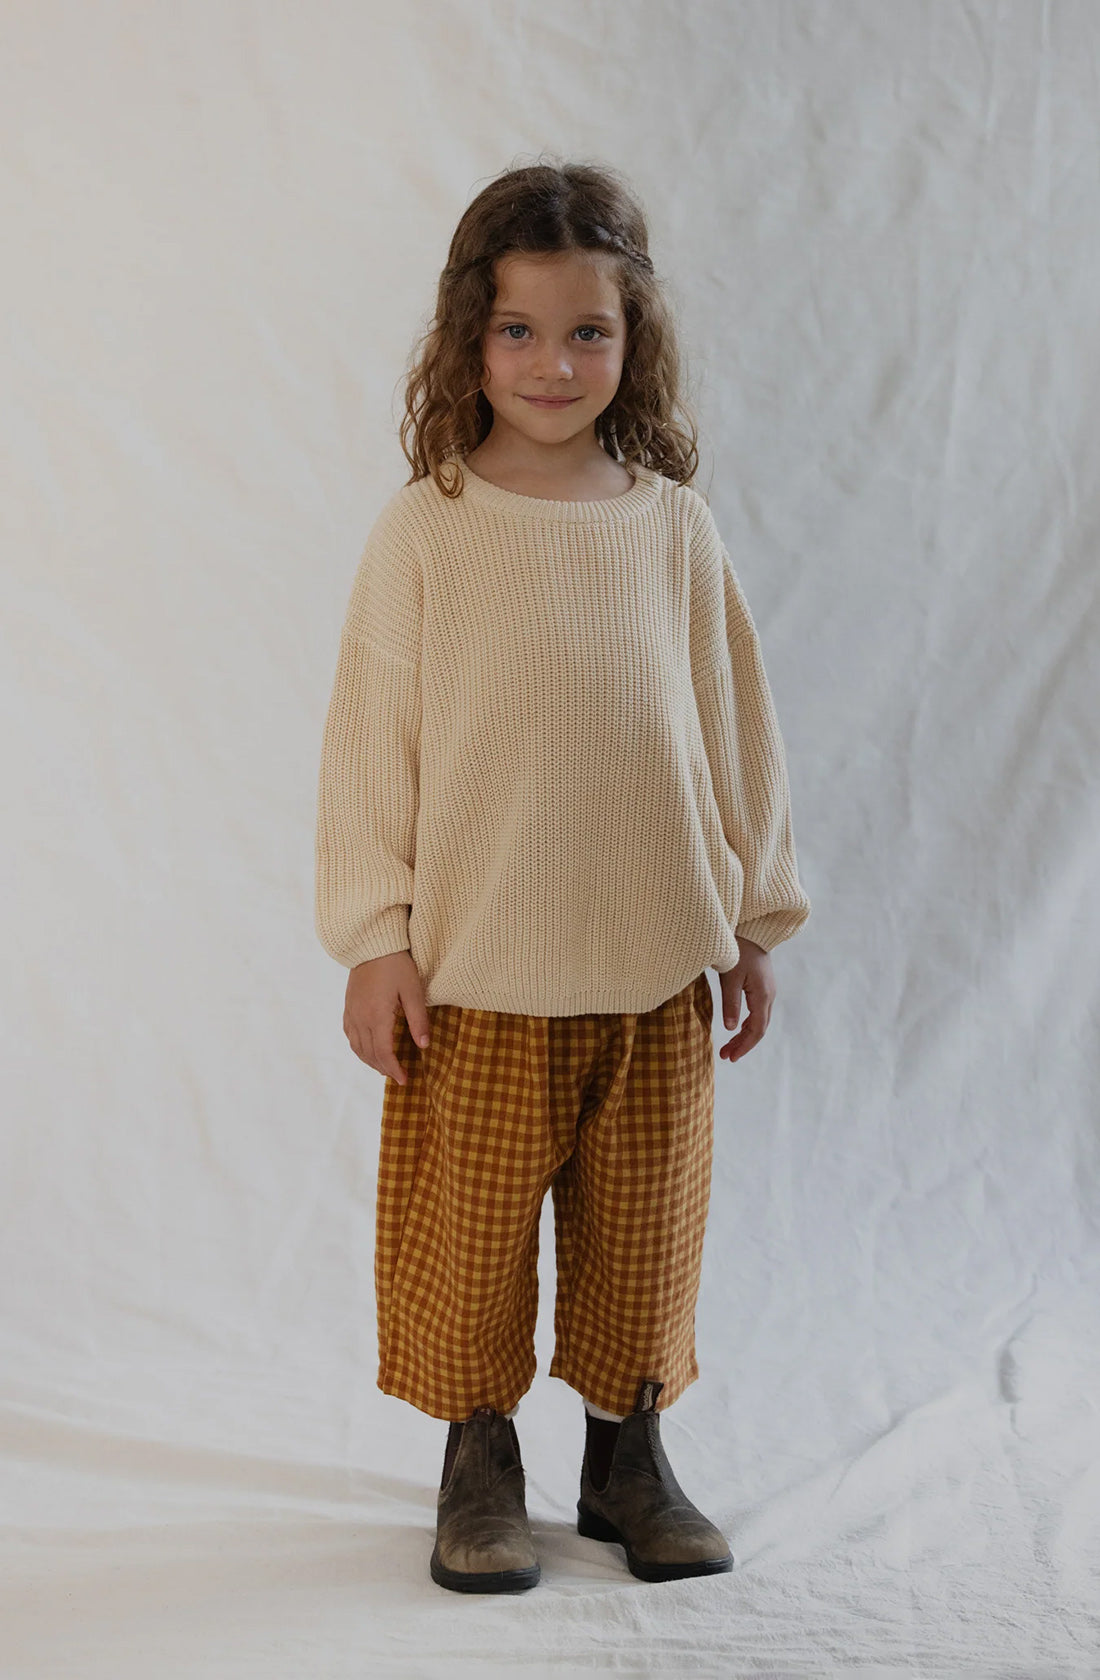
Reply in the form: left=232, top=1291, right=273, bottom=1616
left=634, top=1378, right=664, bottom=1413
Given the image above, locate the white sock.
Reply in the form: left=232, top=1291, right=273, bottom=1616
left=583, top=1399, right=626, bottom=1422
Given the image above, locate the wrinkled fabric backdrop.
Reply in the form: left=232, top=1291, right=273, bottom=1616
left=2, top=2, right=1098, bottom=1675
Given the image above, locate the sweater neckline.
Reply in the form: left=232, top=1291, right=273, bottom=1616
left=451, top=455, right=663, bottom=523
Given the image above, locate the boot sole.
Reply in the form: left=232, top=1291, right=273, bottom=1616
left=577, top=1502, right=734, bottom=1583
left=430, top=1543, right=540, bottom=1593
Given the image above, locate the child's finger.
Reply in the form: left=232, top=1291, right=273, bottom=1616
left=401, top=987, right=432, bottom=1050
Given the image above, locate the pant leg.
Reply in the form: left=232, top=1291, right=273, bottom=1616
left=548, top=971, right=716, bottom=1417
left=375, top=1000, right=579, bottom=1421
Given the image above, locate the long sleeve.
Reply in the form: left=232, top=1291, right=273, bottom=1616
left=314, top=492, right=423, bottom=969
left=692, top=530, right=812, bottom=955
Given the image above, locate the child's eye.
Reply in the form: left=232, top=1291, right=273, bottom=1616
left=499, top=324, right=606, bottom=342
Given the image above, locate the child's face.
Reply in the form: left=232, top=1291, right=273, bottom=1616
left=480, top=249, right=627, bottom=448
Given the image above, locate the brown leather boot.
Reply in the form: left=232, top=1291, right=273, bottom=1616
left=577, top=1379, right=734, bottom=1582
left=429, top=1404, right=540, bottom=1593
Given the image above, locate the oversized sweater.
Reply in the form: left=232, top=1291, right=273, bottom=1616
left=314, top=455, right=811, bottom=1016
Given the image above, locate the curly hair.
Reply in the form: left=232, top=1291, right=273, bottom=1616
left=398, top=156, right=699, bottom=497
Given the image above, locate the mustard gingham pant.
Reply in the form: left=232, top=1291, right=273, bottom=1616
left=375, top=971, right=716, bottom=1421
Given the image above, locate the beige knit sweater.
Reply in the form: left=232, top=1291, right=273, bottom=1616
left=314, top=455, right=811, bottom=1015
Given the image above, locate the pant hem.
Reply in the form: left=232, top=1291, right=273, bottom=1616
left=377, top=1373, right=532, bottom=1422
left=548, top=1359, right=699, bottom=1415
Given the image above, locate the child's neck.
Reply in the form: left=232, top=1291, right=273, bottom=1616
left=464, top=436, right=635, bottom=502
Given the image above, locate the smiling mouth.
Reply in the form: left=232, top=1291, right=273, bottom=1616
left=521, top=395, right=580, bottom=405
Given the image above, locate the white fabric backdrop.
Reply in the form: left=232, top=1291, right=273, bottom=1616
left=2, top=1, right=1098, bottom=1674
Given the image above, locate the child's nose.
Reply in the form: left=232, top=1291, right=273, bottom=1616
left=532, top=347, right=573, bottom=378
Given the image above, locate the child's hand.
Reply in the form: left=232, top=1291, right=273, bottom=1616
left=343, top=951, right=432, bottom=1085
left=716, top=940, right=774, bottom=1063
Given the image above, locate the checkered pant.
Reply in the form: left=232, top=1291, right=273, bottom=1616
left=374, top=971, right=716, bottom=1421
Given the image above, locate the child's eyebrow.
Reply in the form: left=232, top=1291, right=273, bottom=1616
left=489, top=308, right=620, bottom=323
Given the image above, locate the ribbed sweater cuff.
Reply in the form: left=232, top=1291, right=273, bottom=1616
left=336, top=905, right=411, bottom=970
left=735, top=905, right=811, bottom=953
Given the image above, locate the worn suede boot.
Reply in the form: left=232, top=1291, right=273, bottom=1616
left=577, top=1379, right=734, bottom=1582
left=430, top=1404, right=540, bottom=1593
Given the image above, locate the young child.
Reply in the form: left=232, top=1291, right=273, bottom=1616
left=315, top=159, right=811, bottom=1594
